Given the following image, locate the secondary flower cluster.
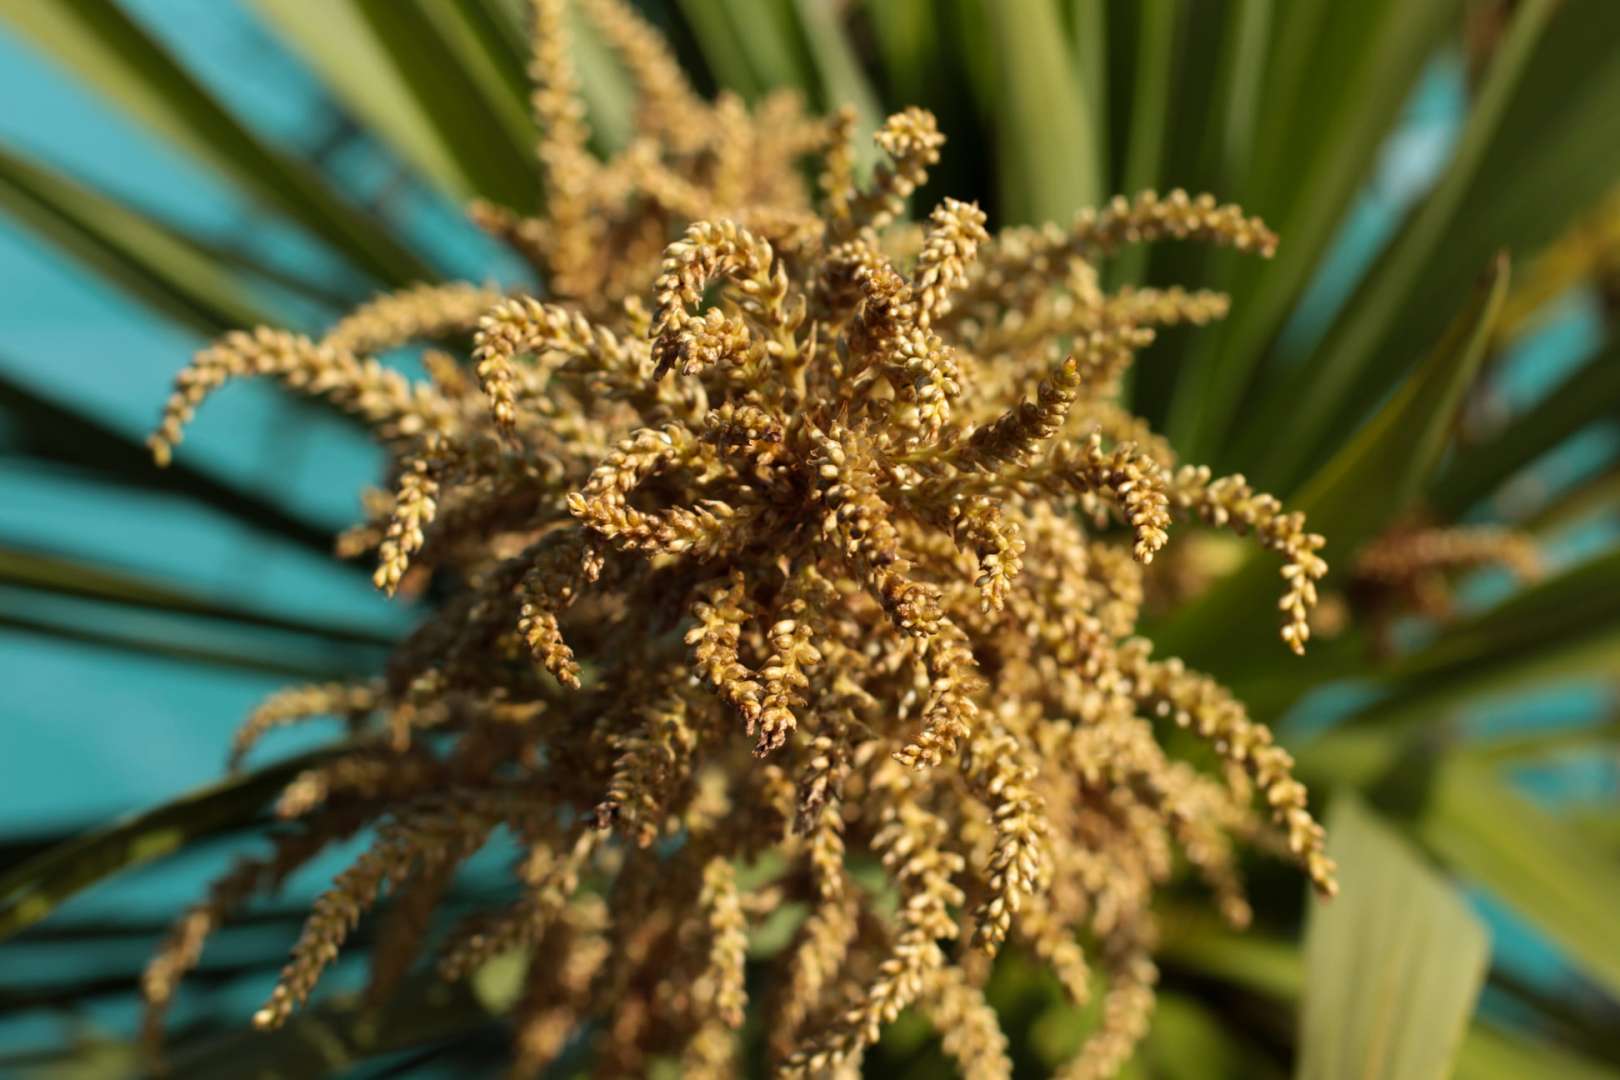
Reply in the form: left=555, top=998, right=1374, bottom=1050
left=144, top=1, right=1334, bottom=1075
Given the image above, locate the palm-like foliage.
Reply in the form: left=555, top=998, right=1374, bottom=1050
left=1, top=0, right=1618, bottom=1075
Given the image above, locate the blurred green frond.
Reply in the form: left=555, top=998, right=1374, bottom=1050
left=0, top=0, right=435, bottom=285
left=1298, top=794, right=1488, bottom=1080
left=0, top=747, right=344, bottom=941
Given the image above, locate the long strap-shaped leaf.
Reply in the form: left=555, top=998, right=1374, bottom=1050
left=1306, top=733, right=1620, bottom=1006
left=1524, top=460, right=1620, bottom=536
left=1239, top=0, right=1558, bottom=493
left=1350, top=547, right=1620, bottom=727
left=1166, top=0, right=1464, bottom=461
left=1297, top=794, right=1488, bottom=1080
left=0, top=0, right=435, bottom=286
left=0, top=607, right=382, bottom=682
left=1324, top=0, right=1620, bottom=471
left=166, top=960, right=516, bottom=1078
left=979, top=0, right=1101, bottom=225
left=254, top=0, right=537, bottom=213
left=1431, top=341, right=1620, bottom=517
left=791, top=0, right=883, bottom=164
left=0, top=747, right=345, bottom=941
left=0, top=370, right=344, bottom=561
left=1067, top=0, right=1109, bottom=184
left=0, top=546, right=395, bottom=649
left=0, top=144, right=271, bottom=334
left=1107, top=0, right=1176, bottom=287
left=1160, top=909, right=1619, bottom=1077
left=249, top=0, right=497, bottom=205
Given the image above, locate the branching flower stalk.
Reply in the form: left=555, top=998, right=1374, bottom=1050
left=142, top=1, right=1335, bottom=1073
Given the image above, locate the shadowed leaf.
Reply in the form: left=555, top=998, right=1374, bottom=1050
left=0, top=144, right=271, bottom=334
left=0, top=0, right=435, bottom=285
left=0, top=748, right=343, bottom=941
left=978, top=0, right=1100, bottom=225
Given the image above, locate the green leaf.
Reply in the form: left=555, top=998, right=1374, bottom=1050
left=166, top=968, right=499, bottom=1078
left=1163, top=901, right=1620, bottom=1078
left=414, top=0, right=539, bottom=164
left=675, top=0, right=764, bottom=100
left=0, top=145, right=270, bottom=335
left=350, top=0, right=542, bottom=210
left=1108, top=0, right=1177, bottom=286
left=1242, top=0, right=1560, bottom=493
left=0, top=749, right=340, bottom=941
left=1417, top=760, right=1620, bottom=1003
left=791, top=0, right=884, bottom=162
left=0, top=370, right=351, bottom=564
left=1166, top=0, right=1465, bottom=461
left=1341, top=0, right=1620, bottom=463
left=1288, top=255, right=1508, bottom=553
left=2, top=1039, right=146, bottom=1080
left=1141, top=993, right=1280, bottom=1080
left=1155, top=255, right=1508, bottom=669
left=1524, top=459, right=1620, bottom=535
left=1432, top=340, right=1620, bottom=517
left=0, top=605, right=377, bottom=682
left=0, top=545, right=394, bottom=649
left=716, top=0, right=816, bottom=99
left=0, top=0, right=434, bottom=286
left=978, top=0, right=1101, bottom=225
left=1564, top=807, right=1620, bottom=861
left=1118, top=1, right=1178, bottom=195
left=1298, top=729, right=1620, bottom=1005
left=1350, top=548, right=1620, bottom=729
left=1454, top=1025, right=1620, bottom=1080
left=1297, top=793, right=1488, bottom=1080
left=864, top=0, right=943, bottom=109
left=1465, top=719, right=1620, bottom=765
left=1197, top=0, right=1274, bottom=197
left=1066, top=0, right=1108, bottom=185
left=1158, top=913, right=1302, bottom=1002
left=251, top=0, right=520, bottom=208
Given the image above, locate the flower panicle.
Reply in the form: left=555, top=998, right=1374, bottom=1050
left=144, top=8, right=1334, bottom=1074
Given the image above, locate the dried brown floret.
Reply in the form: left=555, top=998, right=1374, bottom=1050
left=1063, top=944, right=1158, bottom=1079
left=374, top=457, right=438, bottom=595
left=595, top=688, right=701, bottom=845
left=693, top=855, right=749, bottom=1029
left=952, top=352, right=1086, bottom=471
left=227, top=679, right=381, bottom=769
left=253, top=792, right=518, bottom=1029
left=1073, top=189, right=1279, bottom=259
left=847, top=107, right=946, bottom=237
left=149, top=328, right=454, bottom=466
left=139, top=814, right=366, bottom=1060
left=964, top=723, right=1051, bottom=953
left=578, top=0, right=707, bottom=151
left=1168, top=466, right=1328, bottom=653
left=786, top=789, right=964, bottom=1075
left=914, top=198, right=992, bottom=326
left=770, top=892, right=859, bottom=1064
left=322, top=282, right=505, bottom=357
left=528, top=0, right=601, bottom=299
left=923, top=966, right=1014, bottom=1080
left=651, top=219, right=777, bottom=378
